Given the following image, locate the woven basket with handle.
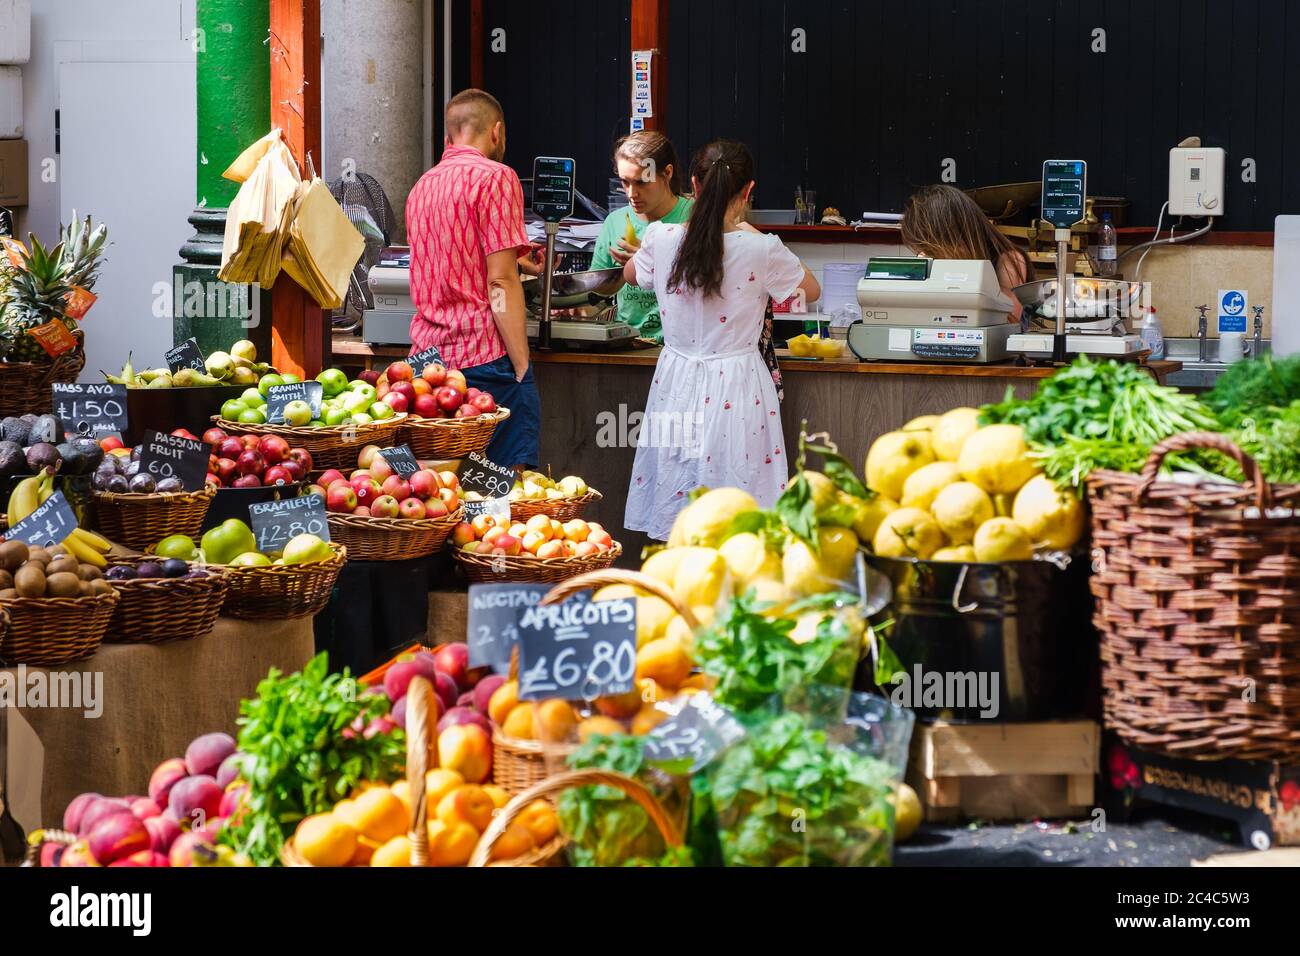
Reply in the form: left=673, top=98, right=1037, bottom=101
left=492, top=569, right=700, bottom=794
left=326, top=506, right=462, bottom=562
left=212, top=414, right=407, bottom=471
left=92, top=486, right=217, bottom=552
left=103, top=556, right=229, bottom=645
left=454, top=542, right=621, bottom=585
left=0, top=346, right=86, bottom=418
left=401, top=407, right=509, bottom=460
left=509, top=489, right=602, bottom=522
left=1089, top=432, right=1300, bottom=762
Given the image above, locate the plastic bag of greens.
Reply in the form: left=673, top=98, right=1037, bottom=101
left=707, top=688, right=914, bottom=867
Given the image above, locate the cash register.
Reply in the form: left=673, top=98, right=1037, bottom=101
left=846, top=257, right=1018, bottom=363
left=362, top=246, right=414, bottom=346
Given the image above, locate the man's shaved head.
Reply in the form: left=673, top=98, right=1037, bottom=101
left=445, top=89, right=505, bottom=142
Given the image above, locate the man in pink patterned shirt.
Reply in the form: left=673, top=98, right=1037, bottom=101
left=406, top=89, right=540, bottom=467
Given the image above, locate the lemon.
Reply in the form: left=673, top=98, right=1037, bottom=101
left=813, top=338, right=844, bottom=358
left=719, top=532, right=782, bottom=586
left=678, top=488, right=759, bottom=546
left=900, top=461, right=961, bottom=511
left=636, top=595, right=677, bottom=647
left=802, top=470, right=838, bottom=512
left=781, top=526, right=858, bottom=595
left=749, top=577, right=794, bottom=615
left=873, top=507, right=945, bottom=560
left=972, top=517, right=1033, bottom=562
left=1012, top=475, right=1086, bottom=551
left=993, top=492, right=1015, bottom=517
left=850, top=494, right=899, bottom=545
left=787, top=334, right=814, bottom=357
left=593, top=584, right=637, bottom=601
left=865, top=431, right=935, bottom=501
left=640, top=547, right=685, bottom=585
left=903, top=414, right=940, bottom=433
left=957, top=424, right=1038, bottom=495
left=931, top=407, right=982, bottom=461
left=667, top=507, right=689, bottom=547
left=931, top=545, right=978, bottom=562
left=892, top=783, right=922, bottom=842
left=929, top=481, right=995, bottom=545
left=671, top=546, right=731, bottom=606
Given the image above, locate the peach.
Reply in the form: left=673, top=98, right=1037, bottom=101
left=370, top=834, right=412, bottom=867
left=437, top=723, right=493, bottom=783
left=535, top=699, right=579, bottom=742
left=427, top=819, right=479, bottom=866
left=516, top=799, right=559, bottom=846
left=143, top=813, right=181, bottom=854
left=335, top=787, right=407, bottom=843
left=490, top=822, right=537, bottom=861
left=488, top=680, right=520, bottom=725
left=562, top=519, right=590, bottom=542
left=63, top=792, right=102, bottom=833
left=59, top=841, right=101, bottom=867
left=536, top=539, right=565, bottom=560
left=349, top=835, right=381, bottom=866
left=436, top=784, right=495, bottom=832
left=147, top=758, right=188, bottom=808
left=472, top=674, right=506, bottom=715
left=185, top=731, right=236, bottom=777
left=437, top=706, right=492, bottom=737
left=636, top=636, right=693, bottom=689
left=424, top=769, right=466, bottom=811
left=500, top=702, right=536, bottom=739
left=578, top=715, right=629, bottom=741
left=524, top=513, right=553, bottom=540
left=595, top=688, right=642, bottom=720
left=167, top=829, right=214, bottom=867
left=168, top=774, right=223, bottom=829
left=482, top=784, right=511, bottom=809
left=631, top=705, right=668, bottom=736
left=87, top=812, right=151, bottom=865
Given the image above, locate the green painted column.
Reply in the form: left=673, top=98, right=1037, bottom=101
left=175, top=0, right=273, bottom=358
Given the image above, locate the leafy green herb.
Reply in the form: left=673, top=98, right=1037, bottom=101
left=774, top=473, right=818, bottom=549
left=218, top=653, right=405, bottom=867
left=1204, top=355, right=1300, bottom=425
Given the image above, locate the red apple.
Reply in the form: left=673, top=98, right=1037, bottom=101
left=241, top=434, right=260, bottom=450
left=257, top=434, right=291, bottom=463
left=377, top=382, right=389, bottom=401
left=435, top=385, right=463, bottom=413
left=464, top=387, right=481, bottom=402
left=369, top=454, right=394, bottom=483
left=352, top=506, right=371, bottom=517
left=399, top=497, right=426, bottom=520
left=357, top=444, right=381, bottom=469
left=385, top=361, right=414, bottom=383
left=412, top=394, right=440, bottom=419
left=437, top=487, right=459, bottom=508
left=455, top=403, right=481, bottom=419
left=384, top=392, right=409, bottom=414
left=319, top=468, right=347, bottom=489
left=99, top=436, right=124, bottom=452
left=233, top=473, right=262, bottom=488
left=390, top=381, right=417, bottom=404
left=444, top=369, right=467, bottom=394
left=351, top=476, right=382, bottom=507
left=216, top=458, right=238, bottom=484
left=437, top=470, right=460, bottom=492
left=305, top=483, right=327, bottom=499
left=421, top=363, right=447, bottom=387
left=203, top=427, right=228, bottom=447
left=409, top=469, right=441, bottom=499
left=359, top=369, right=380, bottom=386
left=264, top=464, right=294, bottom=486
left=217, top=436, right=245, bottom=461
left=327, top=483, right=359, bottom=512
left=287, top=447, right=313, bottom=473
left=236, top=448, right=266, bottom=477
left=370, top=494, right=400, bottom=518
left=471, top=392, right=498, bottom=414
left=280, top=459, right=305, bottom=482
left=423, top=498, right=449, bottom=518
left=380, top=475, right=411, bottom=502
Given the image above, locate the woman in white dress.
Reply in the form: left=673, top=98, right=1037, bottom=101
left=622, top=140, right=820, bottom=540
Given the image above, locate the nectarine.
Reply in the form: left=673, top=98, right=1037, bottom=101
left=500, top=702, right=536, bottom=739
left=436, top=785, right=495, bottom=832
left=437, top=723, right=492, bottom=783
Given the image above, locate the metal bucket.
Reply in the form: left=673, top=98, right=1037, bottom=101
left=862, top=554, right=1096, bottom=722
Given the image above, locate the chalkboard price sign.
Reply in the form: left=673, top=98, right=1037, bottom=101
left=516, top=594, right=638, bottom=701
left=460, top=451, right=515, bottom=499
left=265, top=381, right=324, bottom=424
left=4, top=490, right=79, bottom=548
left=52, top=383, right=129, bottom=439
left=409, top=345, right=445, bottom=374
left=378, top=444, right=420, bottom=478
left=165, top=338, right=207, bottom=374
left=643, top=693, right=747, bottom=773
left=249, top=492, right=330, bottom=554
left=138, top=430, right=210, bottom=491
left=465, top=582, right=552, bottom=670
left=462, top=497, right=511, bottom=522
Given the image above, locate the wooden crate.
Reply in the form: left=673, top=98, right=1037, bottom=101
left=908, top=720, right=1100, bottom=822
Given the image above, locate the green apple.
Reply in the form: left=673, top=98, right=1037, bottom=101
left=283, top=533, right=332, bottom=565
left=322, top=405, right=349, bottom=426
left=156, top=534, right=199, bottom=561
left=201, top=519, right=258, bottom=565
left=241, top=387, right=264, bottom=405
left=350, top=382, right=377, bottom=403
left=282, top=400, right=313, bottom=426
left=221, top=399, right=246, bottom=421
left=316, top=367, right=349, bottom=398
left=281, top=373, right=302, bottom=385
left=369, top=402, right=395, bottom=421
left=230, top=551, right=272, bottom=567
left=342, top=392, right=372, bottom=414
left=350, top=412, right=372, bottom=426
left=257, top=373, right=284, bottom=397
left=238, top=407, right=267, bottom=425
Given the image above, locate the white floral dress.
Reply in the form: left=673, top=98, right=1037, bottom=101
left=624, top=222, right=805, bottom=540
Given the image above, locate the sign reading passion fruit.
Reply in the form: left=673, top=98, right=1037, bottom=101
left=138, top=430, right=209, bottom=491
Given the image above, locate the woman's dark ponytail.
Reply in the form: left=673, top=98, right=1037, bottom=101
left=668, top=140, right=755, bottom=298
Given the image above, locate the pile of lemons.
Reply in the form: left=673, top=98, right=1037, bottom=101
left=786, top=333, right=845, bottom=359
left=863, top=408, right=1084, bottom=562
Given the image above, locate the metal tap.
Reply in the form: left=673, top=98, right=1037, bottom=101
left=1251, top=306, right=1264, bottom=358
left=1196, top=305, right=1209, bottom=362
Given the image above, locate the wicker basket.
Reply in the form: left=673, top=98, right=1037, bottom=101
left=92, top=485, right=217, bottom=552
left=1090, top=432, right=1300, bottom=762
left=0, top=346, right=87, bottom=418
left=212, top=414, right=408, bottom=471
left=218, top=542, right=346, bottom=620
left=509, top=489, right=602, bottom=522
left=454, top=541, right=621, bottom=584
left=491, top=570, right=698, bottom=794
left=401, top=407, right=509, bottom=460
left=326, top=506, right=462, bottom=562
left=0, top=591, right=118, bottom=666
left=103, top=556, right=229, bottom=645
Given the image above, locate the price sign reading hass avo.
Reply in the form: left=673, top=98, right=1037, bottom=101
left=517, top=593, right=638, bottom=701
left=52, top=383, right=128, bottom=439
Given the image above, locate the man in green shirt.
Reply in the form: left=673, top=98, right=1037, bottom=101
left=589, top=131, right=692, bottom=342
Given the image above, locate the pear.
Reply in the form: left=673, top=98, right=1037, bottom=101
left=204, top=350, right=235, bottom=381
left=231, top=340, right=258, bottom=363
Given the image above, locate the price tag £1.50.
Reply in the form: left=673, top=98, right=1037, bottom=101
left=516, top=594, right=638, bottom=701
left=52, top=383, right=129, bottom=439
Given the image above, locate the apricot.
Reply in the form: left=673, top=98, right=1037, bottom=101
left=501, top=702, right=537, bottom=739
left=636, top=636, right=693, bottom=690
left=490, top=821, right=537, bottom=861
left=348, top=835, right=380, bottom=866
left=436, top=785, right=495, bottom=832
left=295, top=813, right=357, bottom=868
left=594, top=687, right=642, bottom=719
left=488, top=679, right=520, bottom=725
left=578, top=715, right=628, bottom=741
left=427, top=819, right=479, bottom=866
left=631, top=705, right=668, bottom=736
left=679, top=672, right=716, bottom=691
left=516, top=799, right=558, bottom=846
left=424, top=769, right=465, bottom=812
left=335, top=787, right=407, bottom=843
left=535, top=699, right=579, bottom=742
left=636, top=677, right=667, bottom=704
left=370, top=834, right=412, bottom=867
left=482, top=784, right=511, bottom=810
left=438, top=723, right=493, bottom=784
left=389, top=780, right=412, bottom=816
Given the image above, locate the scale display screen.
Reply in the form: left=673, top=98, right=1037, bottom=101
left=532, top=156, right=576, bottom=223
left=865, top=257, right=931, bottom=280
left=1041, top=160, right=1086, bottom=228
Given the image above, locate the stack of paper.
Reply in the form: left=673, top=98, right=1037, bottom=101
left=281, top=177, right=366, bottom=309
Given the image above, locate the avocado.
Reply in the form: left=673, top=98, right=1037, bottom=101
left=25, top=442, right=63, bottom=474
left=0, top=440, right=23, bottom=478
left=0, top=417, right=30, bottom=445
left=55, top=441, right=86, bottom=476
left=71, top=437, right=104, bottom=473
left=29, top=415, right=64, bottom=446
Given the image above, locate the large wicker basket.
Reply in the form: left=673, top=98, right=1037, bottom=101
left=218, top=542, right=346, bottom=620
left=103, top=556, right=229, bottom=645
left=1090, top=432, right=1300, bottom=762
left=491, top=570, right=699, bottom=794
left=92, top=486, right=217, bottom=552
left=0, top=591, right=119, bottom=666
left=454, top=542, right=621, bottom=584
left=326, top=506, right=462, bottom=562
left=509, top=489, right=602, bottom=522
left=402, top=407, right=509, bottom=460
left=212, top=414, right=408, bottom=471
left=0, top=346, right=87, bottom=418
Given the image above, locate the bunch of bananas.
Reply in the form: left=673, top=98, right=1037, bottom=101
left=6, top=469, right=113, bottom=566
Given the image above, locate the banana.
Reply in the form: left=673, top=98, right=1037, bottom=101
left=72, top=527, right=112, bottom=552
left=62, top=532, right=107, bottom=567
left=6, top=474, right=42, bottom=523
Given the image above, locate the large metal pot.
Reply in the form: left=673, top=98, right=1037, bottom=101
left=862, top=554, right=1096, bottom=722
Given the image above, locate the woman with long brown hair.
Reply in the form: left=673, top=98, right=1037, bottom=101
left=900, top=184, right=1034, bottom=322
left=621, top=140, right=819, bottom=540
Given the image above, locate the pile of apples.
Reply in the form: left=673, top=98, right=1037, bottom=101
left=452, top=512, right=616, bottom=559
left=314, top=444, right=463, bottom=520
left=201, top=426, right=313, bottom=488
left=372, top=360, right=500, bottom=420
left=508, top=469, right=591, bottom=502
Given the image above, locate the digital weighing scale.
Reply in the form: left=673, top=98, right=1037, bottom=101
left=847, top=257, right=1018, bottom=363
left=522, top=266, right=636, bottom=350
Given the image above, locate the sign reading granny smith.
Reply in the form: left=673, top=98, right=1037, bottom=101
left=265, top=382, right=324, bottom=425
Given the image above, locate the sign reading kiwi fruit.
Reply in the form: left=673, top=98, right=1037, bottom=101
left=4, top=490, right=78, bottom=549
left=164, top=337, right=207, bottom=374
left=51, top=383, right=129, bottom=439
left=516, top=593, right=638, bottom=701
left=265, top=381, right=324, bottom=424
left=249, top=493, right=330, bottom=555
left=138, top=430, right=209, bottom=492
left=409, top=345, right=444, bottom=374
left=378, top=444, right=420, bottom=478
left=466, top=582, right=551, bottom=670
left=643, top=693, right=746, bottom=773
left=460, top=451, right=515, bottom=499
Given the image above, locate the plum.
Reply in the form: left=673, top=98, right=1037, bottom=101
left=167, top=774, right=223, bottom=829
left=78, top=797, right=132, bottom=836
left=473, top=675, right=507, bottom=715
left=143, top=813, right=182, bottom=854
left=185, top=731, right=236, bottom=777
left=62, top=792, right=102, bottom=833
left=87, top=812, right=151, bottom=865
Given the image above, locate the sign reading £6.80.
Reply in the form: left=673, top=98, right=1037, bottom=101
left=1218, top=289, right=1248, bottom=334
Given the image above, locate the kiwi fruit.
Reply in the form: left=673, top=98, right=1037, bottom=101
left=78, top=580, right=95, bottom=597
left=89, top=579, right=115, bottom=597
left=47, top=556, right=80, bottom=577
left=0, top=540, right=28, bottom=571
left=47, top=545, right=67, bottom=558
left=14, top=564, right=46, bottom=597
left=26, top=548, right=50, bottom=565
left=77, top=565, right=103, bottom=581
left=45, top=572, right=82, bottom=598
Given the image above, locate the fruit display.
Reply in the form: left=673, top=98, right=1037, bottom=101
left=0, top=414, right=106, bottom=479
left=785, top=333, right=846, bottom=359
left=319, top=445, right=458, bottom=520
left=217, top=368, right=397, bottom=428
left=199, top=427, right=312, bottom=488
left=0, top=538, right=116, bottom=600
left=451, top=511, right=616, bottom=560
left=91, top=441, right=190, bottom=495
left=503, top=469, right=592, bottom=503
left=5, top=470, right=114, bottom=567
left=153, top=521, right=333, bottom=568
left=103, top=340, right=273, bottom=389
left=104, top=558, right=214, bottom=584
left=372, top=359, right=500, bottom=421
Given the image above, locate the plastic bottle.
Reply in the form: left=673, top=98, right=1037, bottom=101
left=1139, top=307, right=1165, bottom=360
left=1098, top=212, right=1117, bottom=277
